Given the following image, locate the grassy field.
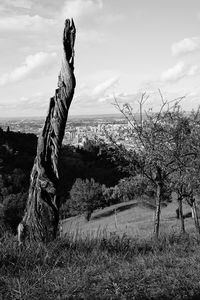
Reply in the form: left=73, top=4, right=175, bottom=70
left=1, top=200, right=200, bottom=299
left=61, top=198, right=196, bottom=238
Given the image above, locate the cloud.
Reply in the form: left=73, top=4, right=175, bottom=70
left=98, top=92, right=140, bottom=106
left=171, top=37, right=200, bottom=56
left=197, top=12, right=200, bottom=20
left=0, top=52, right=57, bottom=85
left=0, top=0, right=32, bottom=14
left=79, top=29, right=104, bottom=43
left=0, top=14, right=55, bottom=32
left=0, top=93, right=50, bottom=118
left=161, top=61, right=199, bottom=82
left=18, top=93, right=49, bottom=110
left=99, top=13, right=124, bottom=24
left=61, top=0, right=122, bottom=44
left=68, top=76, right=120, bottom=114
left=92, top=77, right=119, bottom=97
left=62, top=0, right=102, bottom=24
left=2, top=0, right=32, bottom=9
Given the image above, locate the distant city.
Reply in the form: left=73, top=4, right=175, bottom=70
left=0, top=114, right=140, bottom=148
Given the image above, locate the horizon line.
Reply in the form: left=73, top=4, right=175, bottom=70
left=0, top=112, right=124, bottom=120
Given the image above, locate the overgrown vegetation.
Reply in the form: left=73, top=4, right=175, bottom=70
left=0, top=129, right=127, bottom=230
left=2, top=98, right=200, bottom=298
left=107, top=96, right=200, bottom=237
left=69, top=178, right=104, bottom=221
left=1, top=231, right=200, bottom=299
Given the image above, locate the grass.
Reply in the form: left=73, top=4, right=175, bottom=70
left=1, top=200, right=200, bottom=299
left=61, top=199, right=196, bottom=239
left=1, top=230, right=200, bottom=299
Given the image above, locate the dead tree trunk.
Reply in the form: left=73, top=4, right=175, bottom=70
left=19, top=19, right=76, bottom=243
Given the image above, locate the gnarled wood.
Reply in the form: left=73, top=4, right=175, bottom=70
left=19, top=19, right=76, bottom=243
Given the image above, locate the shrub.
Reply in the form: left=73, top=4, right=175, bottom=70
left=69, top=178, right=104, bottom=220
left=113, top=175, right=155, bottom=202
left=2, top=192, right=27, bottom=233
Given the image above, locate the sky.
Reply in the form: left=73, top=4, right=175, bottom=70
left=1, top=0, right=200, bottom=117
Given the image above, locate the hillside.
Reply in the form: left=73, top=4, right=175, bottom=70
left=1, top=200, right=200, bottom=299
left=61, top=197, right=196, bottom=238
left=0, top=129, right=126, bottom=231
left=2, top=131, right=200, bottom=299
left=0, top=129, right=198, bottom=238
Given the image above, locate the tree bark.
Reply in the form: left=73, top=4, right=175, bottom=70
left=177, top=196, right=185, bottom=234
left=153, top=166, right=163, bottom=239
left=154, top=182, right=162, bottom=238
left=186, top=194, right=200, bottom=236
left=19, top=19, right=76, bottom=243
left=191, top=200, right=200, bottom=235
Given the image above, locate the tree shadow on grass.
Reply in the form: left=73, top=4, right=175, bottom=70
left=91, top=203, right=138, bottom=221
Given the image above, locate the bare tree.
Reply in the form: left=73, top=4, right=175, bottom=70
left=18, top=19, right=76, bottom=243
left=113, top=94, right=186, bottom=238
left=170, top=109, right=200, bottom=235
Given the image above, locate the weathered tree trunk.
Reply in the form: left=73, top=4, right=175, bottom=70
left=191, top=200, right=200, bottom=235
left=19, top=19, right=76, bottom=243
left=177, top=196, right=185, bottom=234
left=153, top=166, right=163, bottom=239
left=154, top=182, right=162, bottom=238
left=186, top=194, right=200, bottom=236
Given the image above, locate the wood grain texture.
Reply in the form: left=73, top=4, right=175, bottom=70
left=19, top=19, right=76, bottom=243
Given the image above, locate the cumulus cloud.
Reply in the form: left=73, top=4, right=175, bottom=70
left=62, top=0, right=102, bottom=24
left=0, top=92, right=50, bottom=117
left=92, top=77, right=119, bottom=98
left=0, top=0, right=32, bottom=14
left=3, top=0, right=32, bottom=9
left=161, top=61, right=199, bottom=82
left=90, top=76, right=119, bottom=103
left=60, top=0, right=122, bottom=43
left=61, top=0, right=104, bottom=44
left=17, top=93, right=49, bottom=110
left=79, top=29, right=104, bottom=43
left=98, top=92, right=140, bottom=105
left=0, top=14, right=55, bottom=32
left=171, top=37, right=200, bottom=56
left=0, top=52, right=57, bottom=85
left=197, top=12, right=200, bottom=20
left=99, top=13, right=124, bottom=24
left=67, top=76, right=120, bottom=114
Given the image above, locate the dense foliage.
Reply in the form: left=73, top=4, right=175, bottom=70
left=2, top=192, right=28, bottom=234
left=0, top=129, right=126, bottom=229
left=69, top=178, right=104, bottom=220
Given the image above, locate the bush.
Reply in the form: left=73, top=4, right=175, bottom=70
left=102, top=185, right=120, bottom=206
left=60, top=201, right=71, bottom=219
left=69, top=178, right=104, bottom=220
left=2, top=192, right=27, bottom=233
left=112, top=175, right=156, bottom=202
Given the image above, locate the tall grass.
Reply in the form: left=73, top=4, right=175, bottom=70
left=1, top=230, right=200, bottom=299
